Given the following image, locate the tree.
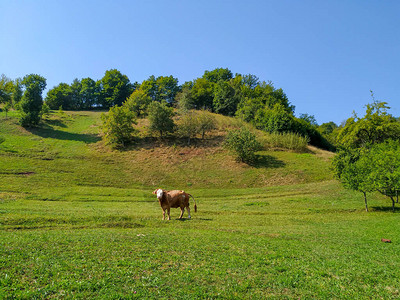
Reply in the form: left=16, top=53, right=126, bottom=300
left=366, top=140, right=400, bottom=212
left=80, top=77, right=99, bottom=109
left=203, top=68, right=233, bottom=83
left=12, top=78, right=23, bottom=106
left=99, top=69, right=133, bottom=108
left=45, top=83, right=72, bottom=110
left=156, top=75, right=180, bottom=104
left=212, top=80, right=237, bottom=116
left=224, top=127, right=261, bottom=163
left=255, top=103, right=295, bottom=133
left=19, top=74, right=46, bottom=127
left=124, top=89, right=151, bottom=117
left=176, top=110, right=199, bottom=145
left=101, top=105, right=137, bottom=147
left=188, top=78, right=214, bottom=110
left=333, top=148, right=374, bottom=211
left=197, top=110, right=216, bottom=140
left=70, top=78, right=82, bottom=110
left=4, top=102, right=11, bottom=118
left=147, top=101, right=174, bottom=138
left=0, top=74, right=13, bottom=105
left=176, top=86, right=195, bottom=111
left=299, top=113, right=318, bottom=127
left=336, top=99, right=400, bottom=148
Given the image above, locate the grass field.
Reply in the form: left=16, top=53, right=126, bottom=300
left=1, top=110, right=400, bottom=299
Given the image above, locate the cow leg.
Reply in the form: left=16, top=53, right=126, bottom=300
left=186, top=206, right=191, bottom=219
left=167, top=208, right=171, bottom=220
left=179, top=207, right=184, bottom=219
left=162, top=209, right=166, bottom=220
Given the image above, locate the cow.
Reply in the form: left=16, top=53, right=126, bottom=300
left=152, top=189, right=197, bottom=220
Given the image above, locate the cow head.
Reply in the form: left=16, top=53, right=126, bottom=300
left=152, top=189, right=164, bottom=199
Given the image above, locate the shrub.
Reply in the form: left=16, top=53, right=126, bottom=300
left=147, top=101, right=174, bottom=138
left=101, top=105, right=137, bottom=147
left=224, top=127, right=261, bottom=163
left=176, top=111, right=199, bottom=145
left=197, top=110, right=216, bottom=139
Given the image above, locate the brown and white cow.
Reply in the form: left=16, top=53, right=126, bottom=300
left=152, top=189, right=197, bottom=220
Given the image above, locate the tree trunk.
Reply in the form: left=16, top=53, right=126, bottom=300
left=391, top=196, right=395, bottom=213
left=363, top=191, right=368, bottom=212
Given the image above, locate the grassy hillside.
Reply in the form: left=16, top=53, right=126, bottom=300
left=1, top=110, right=399, bottom=299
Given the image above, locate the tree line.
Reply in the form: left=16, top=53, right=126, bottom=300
left=0, top=68, right=337, bottom=150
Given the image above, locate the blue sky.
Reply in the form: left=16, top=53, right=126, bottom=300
left=1, top=0, right=399, bottom=124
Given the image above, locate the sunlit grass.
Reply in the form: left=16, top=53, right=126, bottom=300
left=1, top=110, right=399, bottom=299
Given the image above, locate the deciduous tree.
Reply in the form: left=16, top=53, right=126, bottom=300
left=147, top=101, right=174, bottom=138
left=19, top=74, right=46, bottom=127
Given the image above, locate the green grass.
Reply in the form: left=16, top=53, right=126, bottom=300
left=1, top=110, right=400, bottom=299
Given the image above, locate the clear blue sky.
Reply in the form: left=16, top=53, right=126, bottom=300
left=1, top=0, right=399, bottom=124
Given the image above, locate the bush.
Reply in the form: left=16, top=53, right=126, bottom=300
left=147, top=101, right=174, bottom=138
left=224, top=127, right=261, bottom=163
left=101, top=105, right=137, bottom=147
left=176, top=111, right=199, bottom=145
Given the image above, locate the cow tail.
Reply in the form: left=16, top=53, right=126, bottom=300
left=189, top=194, right=197, bottom=212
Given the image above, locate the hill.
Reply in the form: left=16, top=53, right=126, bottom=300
left=1, top=110, right=400, bottom=299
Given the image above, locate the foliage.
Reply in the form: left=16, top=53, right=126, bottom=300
left=364, top=140, right=400, bottom=211
left=70, top=78, right=83, bottom=110
left=176, top=110, right=200, bottom=145
left=147, top=101, right=175, bottom=138
left=299, top=113, right=318, bottom=127
left=212, top=80, right=240, bottom=116
left=176, top=86, right=195, bottom=111
left=11, top=78, right=23, bottom=106
left=197, top=110, right=217, bottom=139
left=139, top=75, right=180, bottom=104
left=45, top=83, right=72, bottom=109
left=332, top=148, right=373, bottom=211
left=187, top=78, right=214, bottom=110
left=124, top=89, right=152, bottom=117
left=203, top=67, right=233, bottom=83
left=80, top=77, right=99, bottom=110
left=19, top=74, right=47, bottom=127
left=0, top=74, right=14, bottom=104
left=99, top=69, right=133, bottom=108
left=101, top=105, right=137, bottom=147
left=3, top=102, right=11, bottom=118
left=224, top=127, right=262, bottom=163
left=41, top=102, right=50, bottom=117
left=260, top=132, right=309, bottom=152
left=255, top=103, right=296, bottom=133
left=293, top=118, right=334, bottom=151
left=336, top=99, right=400, bottom=148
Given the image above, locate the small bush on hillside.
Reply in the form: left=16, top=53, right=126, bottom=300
left=101, top=105, right=137, bottom=147
left=197, top=110, right=216, bottom=139
left=176, top=111, right=199, bottom=145
left=224, top=127, right=261, bottom=163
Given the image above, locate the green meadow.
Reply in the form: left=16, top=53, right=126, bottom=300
left=1, top=111, right=399, bottom=299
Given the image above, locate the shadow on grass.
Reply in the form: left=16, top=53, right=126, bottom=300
left=249, top=154, right=286, bottom=169
left=371, top=206, right=400, bottom=213
left=27, top=124, right=101, bottom=144
left=43, top=118, right=68, bottom=128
